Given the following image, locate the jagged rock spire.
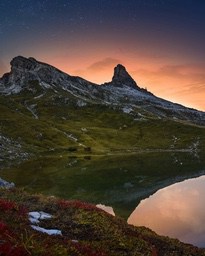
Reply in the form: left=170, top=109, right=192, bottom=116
left=112, top=64, right=137, bottom=88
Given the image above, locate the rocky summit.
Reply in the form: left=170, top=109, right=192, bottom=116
left=111, top=64, right=138, bottom=89
left=10, top=56, right=38, bottom=71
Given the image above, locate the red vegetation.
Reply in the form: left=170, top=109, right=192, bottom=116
left=0, top=221, right=8, bottom=233
left=71, top=242, right=107, bottom=256
left=0, top=242, right=28, bottom=256
left=57, top=199, right=102, bottom=212
left=0, top=220, right=28, bottom=256
left=0, top=199, right=17, bottom=211
left=0, top=198, right=27, bottom=217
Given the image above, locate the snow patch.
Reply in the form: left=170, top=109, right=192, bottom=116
left=29, top=211, right=52, bottom=224
left=29, top=211, right=62, bottom=236
left=31, top=225, right=62, bottom=236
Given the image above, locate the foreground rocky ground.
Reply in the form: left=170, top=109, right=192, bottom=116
left=0, top=188, right=204, bottom=256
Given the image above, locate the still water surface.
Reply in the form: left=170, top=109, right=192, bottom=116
left=1, top=152, right=205, bottom=246
left=128, top=175, right=205, bottom=247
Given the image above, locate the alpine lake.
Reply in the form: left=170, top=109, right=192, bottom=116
left=1, top=151, right=205, bottom=248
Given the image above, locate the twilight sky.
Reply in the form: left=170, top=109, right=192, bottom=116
left=0, top=0, right=205, bottom=110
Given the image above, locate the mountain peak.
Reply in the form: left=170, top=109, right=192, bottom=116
left=112, top=64, right=137, bottom=88
left=10, top=56, right=38, bottom=71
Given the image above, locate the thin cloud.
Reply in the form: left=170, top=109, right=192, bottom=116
left=133, top=63, right=205, bottom=93
left=173, top=82, right=205, bottom=96
left=131, top=63, right=205, bottom=110
left=87, top=58, right=121, bottom=72
left=159, top=64, right=205, bottom=79
left=135, top=63, right=205, bottom=79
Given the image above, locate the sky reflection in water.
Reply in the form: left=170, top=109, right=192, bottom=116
left=128, top=175, right=205, bottom=248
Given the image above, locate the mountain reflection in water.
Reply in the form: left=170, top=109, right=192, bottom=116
left=128, top=175, right=205, bottom=248
left=1, top=152, right=205, bottom=220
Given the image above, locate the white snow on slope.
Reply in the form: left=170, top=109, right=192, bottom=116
left=29, top=211, right=52, bottom=224
left=31, top=225, right=62, bottom=236
left=28, top=211, right=62, bottom=236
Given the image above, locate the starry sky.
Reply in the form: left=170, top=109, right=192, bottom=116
left=1, top=0, right=205, bottom=110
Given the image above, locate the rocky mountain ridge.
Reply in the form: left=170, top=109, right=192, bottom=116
left=0, top=56, right=97, bottom=95
left=1, top=56, right=204, bottom=125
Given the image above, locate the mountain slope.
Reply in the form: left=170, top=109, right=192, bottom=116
left=0, top=56, right=205, bottom=167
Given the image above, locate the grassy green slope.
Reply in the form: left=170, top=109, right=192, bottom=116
left=1, top=89, right=205, bottom=162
